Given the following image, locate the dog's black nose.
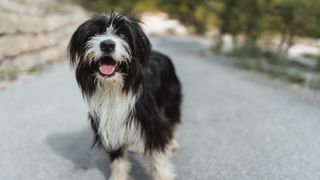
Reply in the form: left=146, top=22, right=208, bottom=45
left=100, top=40, right=115, bottom=53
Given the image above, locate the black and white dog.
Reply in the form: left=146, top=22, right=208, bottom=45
left=68, top=13, right=182, bottom=180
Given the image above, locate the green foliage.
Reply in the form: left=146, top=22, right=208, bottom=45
left=234, top=55, right=314, bottom=86
left=73, top=0, right=320, bottom=42
left=73, top=0, right=320, bottom=61
left=316, top=60, right=320, bottom=71
left=228, top=43, right=265, bottom=58
left=309, top=78, right=320, bottom=89
left=156, top=0, right=209, bottom=33
left=73, top=0, right=158, bottom=15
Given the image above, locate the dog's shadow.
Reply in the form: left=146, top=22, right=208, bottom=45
left=46, top=128, right=151, bottom=180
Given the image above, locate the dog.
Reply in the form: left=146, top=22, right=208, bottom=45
left=68, top=13, right=182, bottom=180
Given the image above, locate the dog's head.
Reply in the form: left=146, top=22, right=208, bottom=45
left=68, top=13, right=151, bottom=96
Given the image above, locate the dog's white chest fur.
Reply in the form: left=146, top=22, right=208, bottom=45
left=87, top=82, right=143, bottom=151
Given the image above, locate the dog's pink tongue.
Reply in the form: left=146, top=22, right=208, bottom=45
left=99, top=64, right=115, bottom=75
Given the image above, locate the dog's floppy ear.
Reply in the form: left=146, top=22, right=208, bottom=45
left=126, top=17, right=151, bottom=67
left=68, top=16, right=108, bottom=67
left=68, top=21, right=87, bottom=67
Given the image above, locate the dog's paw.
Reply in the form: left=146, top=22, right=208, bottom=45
left=128, top=146, right=144, bottom=155
left=169, top=139, right=179, bottom=152
left=109, top=174, right=130, bottom=180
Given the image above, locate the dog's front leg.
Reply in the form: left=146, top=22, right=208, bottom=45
left=109, top=148, right=130, bottom=180
left=148, top=149, right=175, bottom=180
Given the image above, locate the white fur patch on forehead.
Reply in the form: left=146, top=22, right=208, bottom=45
left=106, top=14, right=134, bottom=33
left=108, top=13, right=128, bottom=23
left=106, top=24, right=115, bottom=34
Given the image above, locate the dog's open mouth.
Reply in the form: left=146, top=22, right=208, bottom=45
left=98, top=57, right=117, bottom=77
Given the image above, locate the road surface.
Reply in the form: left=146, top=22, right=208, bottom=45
left=1, top=36, right=320, bottom=180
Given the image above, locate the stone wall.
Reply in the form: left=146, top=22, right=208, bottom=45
left=0, top=0, right=87, bottom=86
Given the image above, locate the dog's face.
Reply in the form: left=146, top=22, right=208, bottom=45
left=68, top=13, right=151, bottom=95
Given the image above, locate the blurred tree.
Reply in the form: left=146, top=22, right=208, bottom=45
left=242, top=0, right=260, bottom=44
left=211, top=0, right=267, bottom=53
left=74, top=0, right=158, bottom=16
left=156, top=0, right=209, bottom=34
left=211, top=0, right=242, bottom=52
left=264, top=0, right=320, bottom=53
left=296, top=0, right=320, bottom=39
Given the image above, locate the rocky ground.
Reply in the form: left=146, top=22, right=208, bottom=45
left=0, top=0, right=87, bottom=88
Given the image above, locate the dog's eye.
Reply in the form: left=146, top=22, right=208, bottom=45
left=119, top=33, right=126, bottom=39
left=94, top=32, right=100, bottom=36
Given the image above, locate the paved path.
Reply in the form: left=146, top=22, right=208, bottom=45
left=1, top=37, right=320, bottom=180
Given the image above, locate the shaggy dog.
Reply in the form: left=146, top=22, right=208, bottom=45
left=68, top=13, right=182, bottom=180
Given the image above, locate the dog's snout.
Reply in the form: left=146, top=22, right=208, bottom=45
left=100, top=40, right=115, bottom=53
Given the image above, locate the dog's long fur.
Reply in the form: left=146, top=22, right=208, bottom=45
left=68, top=13, right=182, bottom=180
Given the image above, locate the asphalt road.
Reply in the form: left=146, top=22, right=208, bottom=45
left=1, top=36, right=320, bottom=180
